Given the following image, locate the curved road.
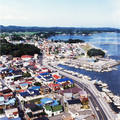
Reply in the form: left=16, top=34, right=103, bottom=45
left=42, top=59, right=117, bottom=120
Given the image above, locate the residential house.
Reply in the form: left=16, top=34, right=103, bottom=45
left=57, top=77, right=74, bottom=88
left=66, top=99, right=82, bottom=112
left=68, top=108, right=79, bottom=119
left=52, top=74, right=61, bottom=81
left=39, top=72, right=53, bottom=84
left=59, top=87, right=82, bottom=99
left=25, top=105, right=44, bottom=120
left=79, top=90, right=88, bottom=102
left=21, top=55, right=33, bottom=61
left=20, top=83, right=28, bottom=89
left=48, top=83, right=60, bottom=91
left=24, top=103, right=36, bottom=113
left=40, top=86, right=50, bottom=95
left=30, top=105, right=43, bottom=115
left=0, top=97, right=5, bottom=108
left=5, top=108, right=19, bottom=119
left=44, top=105, right=62, bottom=117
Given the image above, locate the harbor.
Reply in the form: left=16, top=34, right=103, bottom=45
left=54, top=63, right=120, bottom=113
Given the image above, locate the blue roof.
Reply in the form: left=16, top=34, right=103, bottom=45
left=57, top=77, right=74, bottom=84
left=28, top=89, right=40, bottom=95
left=0, top=117, right=21, bottom=120
left=0, top=97, right=4, bottom=102
left=5, top=98, right=16, bottom=105
left=37, top=104, right=43, bottom=107
left=20, top=83, right=28, bottom=87
left=20, top=92, right=30, bottom=97
left=12, top=70, right=22, bottom=74
left=44, top=76, right=53, bottom=80
left=69, top=79, right=74, bottom=83
left=0, top=97, right=4, bottom=105
left=40, top=98, right=53, bottom=105
left=37, top=76, right=41, bottom=78
left=9, top=69, right=14, bottom=73
left=39, top=72, right=50, bottom=76
left=50, top=100, right=59, bottom=106
left=31, top=86, right=40, bottom=90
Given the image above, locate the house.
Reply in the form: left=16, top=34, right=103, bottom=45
left=21, top=55, right=33, bottom=61
left=57, top=77, right=74, bottom=88
left=52, top=74, right=61, bottom=81
left=40, top=98, right=53, bottom=106
left=19, top=91, right=31, bottom=98
left=2, top=89, right=12, bottom=95
left=44, top=105, right=62, bottom=117
left=39, top=72, right=51, bottom=78
left=64, top=93, right=72, bottom=101
left=59, top=87, right=82, bottom=99
left=5, top=75, right=22, bottom=84
left=52, top=105, right=63, bottom=116
left=66, top=99, right=82, bottom=111
left=41, top=68, right=48, bottom=73
left=20, top=83, right=28, bottom=89
left=48, top=83, right=60, bottom=91
left=5, top=108, right=19, bottom=118
left=68, top=108, right=79, bottom=118
left=31, top=86, right=40, bottom=90
left=40, top=86, right=50, bottom=95
left=24, top=103, right=36, bottom=113
left=30, top=105, right=43, bottom=115
left=44, top=105, right=52, bottom=117
left=79, top=90, right=88, bottom=102
left=40, top=98, right=59, bottom=106
left=25, top=105, right=44, bottom=120
left=0, top=97, right=5, bottom=106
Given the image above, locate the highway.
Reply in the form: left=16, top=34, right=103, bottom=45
left=42, top=59, right=117, bottom=120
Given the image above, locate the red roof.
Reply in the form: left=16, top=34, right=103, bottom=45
left=4, top=93, right=13, bottom=97
left=13, top=111, right=19, bottom=115
left=19, top=89, right=27, bottom=93
left=52, top=74, right=60, bottom=79
left=21, top=55, right=33, bottom=58
left=26, top=81, right=32, bottom=85
left=0, top=93, right=3, bottom=96
left=39, top=71, right=45, bottom=74
left=41, top=68, right=47, bottom=70
left=48, top=83, right=60, bottom=87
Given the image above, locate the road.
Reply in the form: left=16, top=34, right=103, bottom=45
left=42, top=59, right=117, bottom=120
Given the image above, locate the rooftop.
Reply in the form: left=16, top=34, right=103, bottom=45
left=52, top=105, right=62, bottom=112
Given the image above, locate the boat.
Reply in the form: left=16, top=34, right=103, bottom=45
left=102, top=88, right=111, bottom=93
left=101, top=83, right=108, bottom=87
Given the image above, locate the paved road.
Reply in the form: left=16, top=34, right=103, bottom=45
left=42, top=60, right=117, bottom=120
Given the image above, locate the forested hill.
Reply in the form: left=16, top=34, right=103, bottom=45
left=0, top=39, right=42, bottom=57
left=0, top=25, right=120, bottom=34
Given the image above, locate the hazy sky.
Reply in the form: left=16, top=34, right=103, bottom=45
left=0, top=0, right=120, bottom=28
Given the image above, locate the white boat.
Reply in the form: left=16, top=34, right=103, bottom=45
left=101, top=83, right=108, bottom=87
left=113, top=99, right=120, bottom=108
left=102, top=88, right=111, bottom=93
left=107, top=93, right=114, bottom=98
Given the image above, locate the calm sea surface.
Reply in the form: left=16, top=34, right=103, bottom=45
left=49, top=32, right=120, bottom=95
left=49, top=32, right=120, bottom=112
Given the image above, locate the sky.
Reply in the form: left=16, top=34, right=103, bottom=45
left=0, top=0, right=120, bottom=28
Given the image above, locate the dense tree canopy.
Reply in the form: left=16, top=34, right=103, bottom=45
left=1, top=25, right=119, bottom=33
left=23, top=72, right=31, bottom=77
left=11, top=35, right=24, bottom=41
left=0, top=40, right=42, bottom=57
left=87, top=48, right=105, bottom=57
left=54, top=39, right=85, bottom=43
